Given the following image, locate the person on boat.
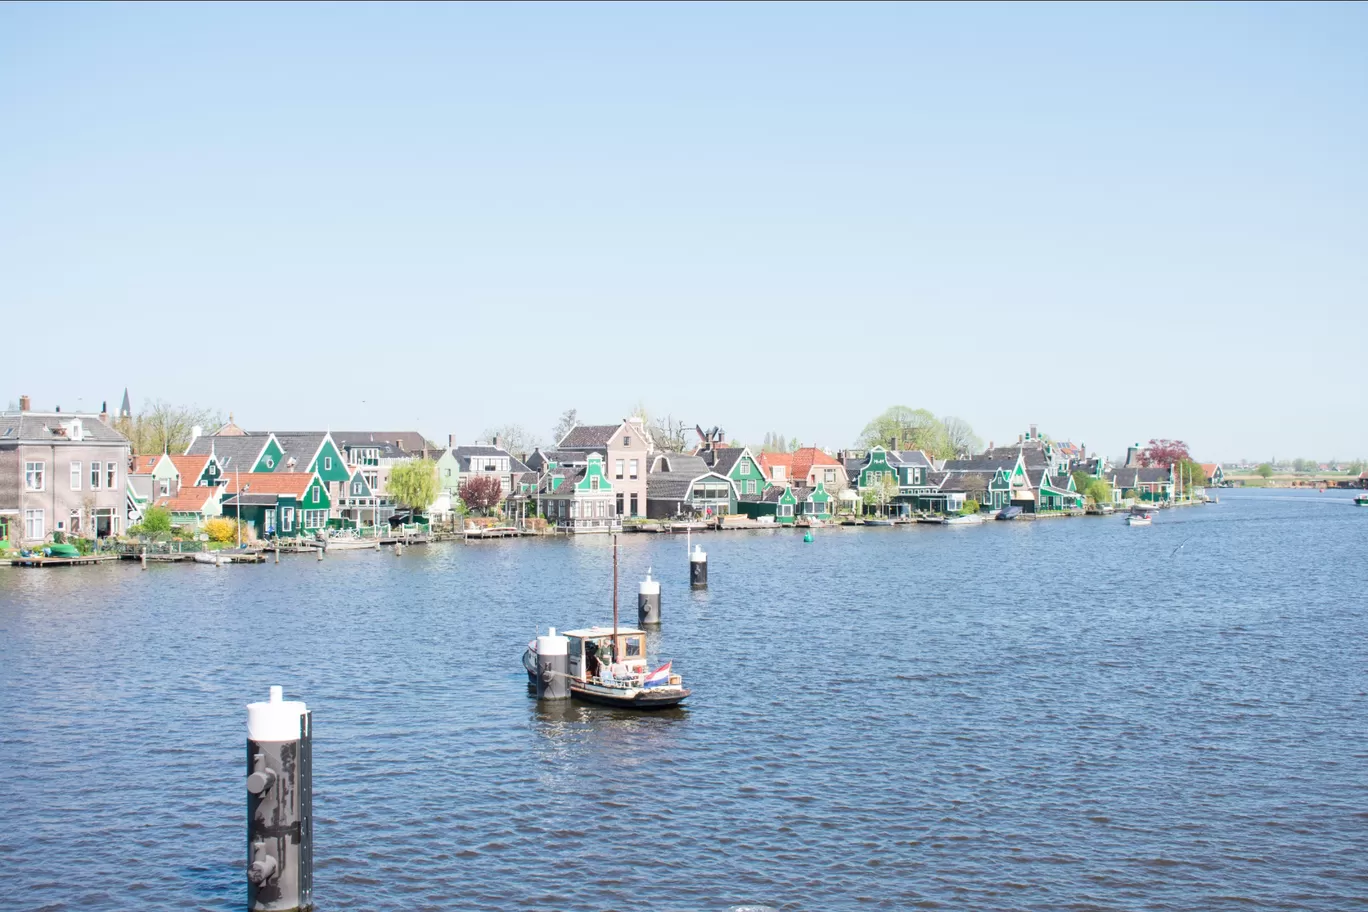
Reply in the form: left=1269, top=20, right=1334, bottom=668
left=585, top=640, right=601, bottom=680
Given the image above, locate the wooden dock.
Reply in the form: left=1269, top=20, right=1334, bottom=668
left=9, top=553, right=119, bottom=568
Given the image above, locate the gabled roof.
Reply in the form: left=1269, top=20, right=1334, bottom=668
left=327, top=431, right=428, bottom=453
left=652, top=453, right=710, bottom=475
left=789, top=448, right=840, bottom=481
left=696, top=446, right=747, bottom=476
left=1108, top=466, right=1172, bottom=485
left=0, top=412, right=129, bottom=445
left=447, top=445, right=528, bottom=473
left=540, top=468, right=585, bottom=497
left=557, top=424, right=621, bottom=449
left=170, top=454, right=211, bottom=480
left=271, top=433, right=329, bottom=472
left=154, top=485, right=222, bottom=513
left=185, top=434, right=267, bottom=469
left=942, top=453, right=1021, bottom=474
left=938, top=471, right=988, bottom=497
left=220, top=472, right=319, bottom=498
left=131, top=454, right=162, bottom=474
left=1200, top=463, right=1220, bottom=476
left=757, top=451, right=793, bottom=476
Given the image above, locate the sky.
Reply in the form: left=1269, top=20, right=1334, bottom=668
left=2, top=2, right=1365, bottom=463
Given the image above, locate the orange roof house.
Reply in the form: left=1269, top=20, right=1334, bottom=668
left=757, top=451, right=794, bottom=486
left=789, top=447, right=847, bottom=489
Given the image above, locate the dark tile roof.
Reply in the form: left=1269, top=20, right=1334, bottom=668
left=1108, top=466, right=1171, bottom=486
left=939, top=471, right=989, bottom=498
left=272, top=433, right=327, bottom=472
left=888, top=449, right=933, bottom=468
left=327, top=431, right=428, bottom=453
left=540, top=469, right=584, bottom=496
left=557, top=424, right=620, bottom=449
left=943, top=454, right=1019, bottom=473
left=646, top=472, right=698, bottom=501
left=699, top=446, right=745, bottom=476
left=186, top=434, right=265, bottom=468
left=652, top=453, right=709, bottom=476
left=0, top=413, right=130, bottom=445
left=449, top=445, right=520, bottom=473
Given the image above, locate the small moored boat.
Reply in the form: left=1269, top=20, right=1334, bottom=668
left=864, top=518, right=895, bottom=527
left=1355, top=493, right=1368, bottom=507
left=944, top=514, right=985, bottom=525
left=1126, top=512, right=1153, bottom=526
left=996, top=506, right=1023, bottom=521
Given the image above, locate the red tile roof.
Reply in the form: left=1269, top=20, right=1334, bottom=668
left=789, top=447, right=840, bottom=483
left=757, top=451, right=793, bottom=480
left=154, top=486, right=222, bottom=513
left=131, top=454, right=163, bottom=474
left=220, top=472, right=317, bottom=498
left=170, top=454, right=210, bottom=480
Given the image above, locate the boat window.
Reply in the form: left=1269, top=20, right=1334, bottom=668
left=567, top=637, right=582, bottom=659
left=624, top=636, right=642, bottom=658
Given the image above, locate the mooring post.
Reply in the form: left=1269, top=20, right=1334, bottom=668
left=275, top=548, right=280, bottom=565
left=690, top=544, right=708, bottom=589
left=246, top=686, right=312, bottom=912
left=140, top=548, right=147, bottom=570
left=315, top=545, right=322, bottom=562
left=534, top=627, right=570, bottom=699
left=638, top=568, right=661, bottom=624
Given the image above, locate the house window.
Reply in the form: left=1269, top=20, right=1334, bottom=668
left=69, top=510, right=81, bottom=534
left=24, top=509, right=44, bottom=540
left=159, top=480, right=171, bottom=497
left=779, top=504, right=793, bottom=517
left=824, top=469, right=835, bottom=484
left=748, top=480, right=757, bottom=494
left=354, top=482, right=363, bottom=495
left=629, top=459, right=638, bottom=479
left=106, top=463, right=117, bottom=490
left=24, top=461, right=44, bottom=491
left=312, top=486, right=321, bottom=503
left=304, top=510, right=326, bottom=529
left=90, top=461, right=102, bottom=490
left=70, top=462, right=81, bottom=490
left=281, top=508, right=295, bottom=532
left=629, top=493, right=638, bottom=516
left=595, top=500, right=604, bottom=518
left=444, top=468, right=451, bottom=477
left=324, top=456, right=332, bottom=471
left=615, top=459, right=624, bottom=479
left=590, top=476, right=599, bottom=490
left=616, top=493, right=624, bottom=514
left=265, top=457, right=274, bottom=469
left=740, top=462, right=750, bottom=475
left=623, top=435, right=631, bottom=447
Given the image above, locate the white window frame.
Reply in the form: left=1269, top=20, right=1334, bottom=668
left=590, top=476, right=600, bottom=490
left=739, top=461, right=750, bottom=475
left=324, top=456, right=332, bottom=471
left=106, top=462, right=117, bottom=490
left=70, top=461, right=82, bottom=490
left=25, top=509, right=45, bottom=539
left=629, top=459, right=639, bottom=480
left=281, top=507, right=295, bottom=532
left=312, top=486, right=321, bottom=504
left=159, top=479, right=171, bottom=497
left=24, top=461, right=45, bottom=491
left=90, top=461, right=102, bottom=490
left=615, top=458, right=624, bottom=479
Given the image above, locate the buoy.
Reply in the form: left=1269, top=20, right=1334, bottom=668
left=804, top=531, right=813, bottom=543
left=690, top=544, right=708, bottom=589
left=638, top=568, right=661, bottom=625
left=535, top=627, right=570, bottom=699
left=140, top=548, right=147, bottom=570
left=245, top=686, right=312, bottom=912
left=316, top=545, right=323, bottom=561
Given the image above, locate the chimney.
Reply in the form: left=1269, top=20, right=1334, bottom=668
left=99, top=400, right=109, bottom=424
left=1029, top=424, right=1037, bottom=440
left=19, top=394, right=30, bottom=412
left=988, top=440, right=994, bottom=450
left=1080, top=442, right=1087, bottom=460
left=1018, top=433, right=1023, bottom=444
left=55, top=405, right=61, bottom=413
left=1126, top=442, right=1141, bottom=467
left=448, top=434, right=455, bottom=449
left=190, top=425, right=203, bottom=445
left=492, top=434, right=502, bottom=450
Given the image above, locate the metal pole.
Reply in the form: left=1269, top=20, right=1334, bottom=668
left=236, top=465, right=242, bottom=548
left=612, top=534, right=619, bottom=642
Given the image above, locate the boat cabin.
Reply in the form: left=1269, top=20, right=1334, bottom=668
left=563, top=626, right=649, bottom=683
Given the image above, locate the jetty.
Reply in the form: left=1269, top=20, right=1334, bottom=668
left=8, top=553, right=119, bottom=568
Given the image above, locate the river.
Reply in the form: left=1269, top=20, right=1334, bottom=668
left=1, top=489, right=1365, bottom=911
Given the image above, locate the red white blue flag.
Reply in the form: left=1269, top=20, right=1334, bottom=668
left=642, top=662, right=672, bottom=688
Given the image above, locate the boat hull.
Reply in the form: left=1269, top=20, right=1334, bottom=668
left=570, top=682, right=691, bottom=709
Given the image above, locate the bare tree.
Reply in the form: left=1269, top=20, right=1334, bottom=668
left=651, top=414, right=689, bottom=452
left=942, top=416, right=982, bottom=458
left=115, top=399, right=222, bottom=454
left=551, top=408, right=578, bottom=444
left=483, top=424, right=540, bottom=459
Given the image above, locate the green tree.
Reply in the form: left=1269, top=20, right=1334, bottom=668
left=858, top=406, right=953, bottom=459
left=1084, top=478, right=1113, bottom=505
left=141, top=505, right=173, bottom=534
left=1256, top=463, right=1275, bottom=479
left=1071, top=469, right=1095, bottom=493
left=388, top=459, right=439, bottom=514
left=1174, top=458, right=1205, bottom=496
left=861, top=473, right=899, bottom=517
left=959, top=498, right=981, bottom=515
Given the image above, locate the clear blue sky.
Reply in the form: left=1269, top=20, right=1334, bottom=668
left=3, top=2, right=1365, bottom=462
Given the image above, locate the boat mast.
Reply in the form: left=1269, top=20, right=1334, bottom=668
left=612, top=533, right=619, bottom=649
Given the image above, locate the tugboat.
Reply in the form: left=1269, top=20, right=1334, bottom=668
left=522, top=536, right=690, bottom=709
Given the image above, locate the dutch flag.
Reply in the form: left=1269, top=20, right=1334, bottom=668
left=642, top=662, right=672, bottom=688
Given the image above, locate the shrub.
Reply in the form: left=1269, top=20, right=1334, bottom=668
left=960, top=498, right=981, bottom=515
left=203, top=517, right=240, bottom=543
left=142, top=506, right=173, bottom=534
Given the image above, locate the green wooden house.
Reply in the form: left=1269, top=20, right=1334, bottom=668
left=796, top=483, right=833, bottom=520
left=220, top=471, right=332, bottom=539
left=737, top=485, right=798, bottom=524
left=695, top=445, right=769, bottom=499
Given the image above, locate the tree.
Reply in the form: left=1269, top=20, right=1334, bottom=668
left=204, top=517, right=241, bottom=543
left=482, top=424, right=539, bottom=459
left=1345, top=458, right=1365, bottom=476
left=1256, top=463, right=1275, bottom=479
left=942, top=416, right=982, bottom=457
left=458, top=474, right=503, bottom=515
left=114, top=399, right=222, bottom=454
left=857, top=406, right=953, bottom=459
left=1084, top=478, right=1113, bottom=505
left=652, top=414, right=689, bottom=452
left=860, top=473, right=899, bottom=517
left=551, top=409, right=578, bottom=444
left=1071, top=469, right=1095, bottom=494
left=141, top=505, right=173, bottom=534
left=1137, top=438, right=1192, bottom=467
left=1174, top=458, right=1205, bottom=495
left=389, top=459, right=439, bottom=514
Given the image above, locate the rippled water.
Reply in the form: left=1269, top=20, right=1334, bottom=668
left=2, top=489, right=1366, bottom=911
